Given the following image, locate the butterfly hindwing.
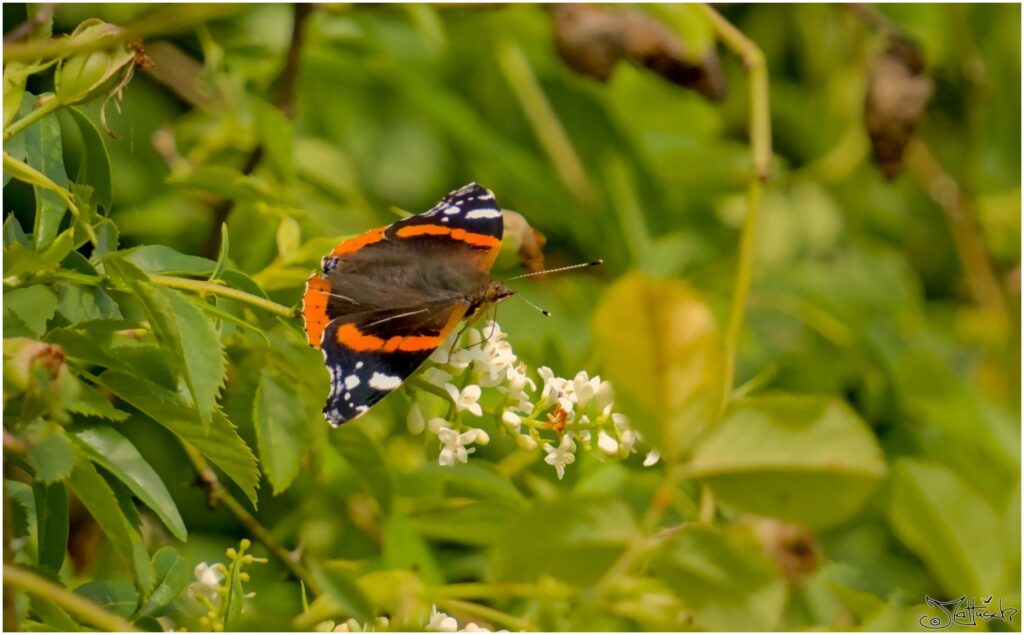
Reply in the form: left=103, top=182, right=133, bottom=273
left=303, top=183, right=504, bottom=426
left=319, top=301, right=469, bottom=426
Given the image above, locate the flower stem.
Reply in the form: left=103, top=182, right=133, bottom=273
left=149, top=275, right=295, bottom=318
left=182, top=444, right=322, bottom=597
left=700, top=5, right=773, bottom=417
left=3, top=564, right=140, bottom=632
left=2, top=94, right=61, bottom=142
left=434, top=597, right=533, bottom=632
left=2, top=151, right=99, bottom=246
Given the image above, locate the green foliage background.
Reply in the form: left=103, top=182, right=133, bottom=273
left=2, top=3, right=1020, bottom=632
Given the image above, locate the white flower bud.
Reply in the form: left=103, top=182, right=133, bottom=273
left=517, top=434, right=538, bottom=450
left=407, top=404, right=425, bottom=435
left=597, top=431, right=619, bottom=455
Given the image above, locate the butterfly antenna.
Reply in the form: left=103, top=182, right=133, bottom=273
left=503, top=259, right=603, bottom=282
left=508, top=289, right=552, bottom=317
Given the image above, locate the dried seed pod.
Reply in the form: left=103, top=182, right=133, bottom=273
left=553, top=4, right=726, bottom=101
left=864, top=36, right=934, bottom=179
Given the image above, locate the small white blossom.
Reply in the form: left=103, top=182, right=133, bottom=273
left=461, top=623, right=489, bottom=632
left=427, top=606, right=459, bottom=632
left=543, top=434, right=576, bottom=480
left=474, top=429, right=490, bottom=445
left=444, top=383, right=483, bottom=416
left=501, top=410, right=522, bottom=431
left=572, top=371, right=603, bottom=407
left=594, top=380, right=614, bottom=413
left=422, top=367, right=454, bottom=387
left=438, top=426, right=480, bottom=466
left=619, top=428, right=638, bottom=454
left=427, top=416, right=447, bottom=434
left=189, top=562, right=223, bottom=602
left=517, top=434, right=538, bottom=450
left=597, top=431, right=619, bottom=455
left=643, top=449, right=661, bottom=467
left=407, top=404, right=425, bottom=435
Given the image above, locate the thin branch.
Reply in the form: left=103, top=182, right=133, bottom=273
left=905, top=139, right=1011, bottom=320
left=4, top=564, right=140, bottom=632
left=3, top=4, right=57, bottom=44
left=149, top=275, right=296, bottom=318
left=497, top=38, right=596, bottom=208
left=182, top=445, right=322, bottom=597
left=201, top=3, right=312, bottom=257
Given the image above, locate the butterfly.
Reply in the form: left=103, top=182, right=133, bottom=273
left=302, top=183, right=514, bottom=426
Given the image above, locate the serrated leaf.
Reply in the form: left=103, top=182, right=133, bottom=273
left=25, top=420, right=74, bottom=484
left=67, top=454, right=155, bottom=593
left=98, top=370, right=259, bottom=505
left=253, top=368, right=308, bottom=494
left=333, top=425, right=394, bottom=515
left=55, top=283, right=122, bottom=324
left=4, top=229, right=74, bottom=277
left=74, top=580, right=139, bottom=618
left=70, top=423, right=187, bottom=541
left=67, top=381, right=129, bottom=422
left=133, top=284, right=226, bottom=427
left=4, top=285, right=58, bottom=337
left=33, top=481, right=69, bottom=574
left=135, top=547, right=191, bottom=618
left=66, top=107, right=112, bottom=211
left=687, top=394, right=887, bottom=529
left=24, top=105, right=69, bottom=250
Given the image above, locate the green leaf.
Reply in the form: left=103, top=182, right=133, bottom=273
left=24, top=106, right=69, bottom=250
left=98, top=370, right=260, bottom=505
left=381, top=511, right=443, bottom=586
left=133, top=284, right=226, bottom=427
left=33, top=481, right=69, bottom=575
left=4, top=285, right=58, bottom=337
left=25, top=420, right=74, bottom=484
left=28, top=596, right=81, bottom=631
left=653, top=524, right=787, bottom=631
left=70, top=423, right=187, bottom=541
left=888, top=459, right=1009, bottom=596
left=67, top=454, right=155, bottom=593
left=686, top=394, right=887, bottom=529
left=74, top=580, right=139, bottom=618
left=253, top=368, right=308, bottom=494
left=416, top=462, right=525, bottom=509
left=136, top=547, right=191, bottom=618
left=4, top=213, right=28, bottom=247
left=123, top=245, right=217, bottom=276
left=209, top=223, right=229, bottom=281
left=67, top=381, right=129, bottom=422
left=66, top=107, right=112, bottom=211
left=3, top=229, right=74, bottom=277
left=333, top=425, right=394, bottom=514
left=254, top=98, right=296, bottom=181
left=592, top=273, right=724, bottom=459
left=490, top=497, right=638, bottom=586
left=55, top=283, right=122, bottom=324
left=312, top=562, right=375, bottom=624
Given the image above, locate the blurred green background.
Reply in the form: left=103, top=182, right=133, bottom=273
left=3, top=3, right=1020, bottom=632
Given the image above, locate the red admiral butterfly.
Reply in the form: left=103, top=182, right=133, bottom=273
left=302, top=183, right=513, bottom=426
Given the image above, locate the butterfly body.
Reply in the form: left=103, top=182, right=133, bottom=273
left=302, top=183, right=509, bottom=426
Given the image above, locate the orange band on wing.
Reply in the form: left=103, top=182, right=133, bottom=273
left=394, top=224, right=500, bottom=248
left=336, top=323, right=442, bottom=352
left=330, top=227, right=386, bottom=256
left=302, top=275, right=332, bottom=348
left=335, top=309, right=467, bottom=353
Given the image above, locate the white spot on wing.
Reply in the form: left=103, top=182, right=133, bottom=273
left=465, top=208, right=502, bottom=219
left=356, top=361, right=364, bottom=369
left=345, top=375, right=360, bottom=389
left=369, top=372, right=403, bottom=391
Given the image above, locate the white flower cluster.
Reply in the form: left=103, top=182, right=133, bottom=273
left=406, top=321, right=658, bottom=480
left=316, top=617, right=391, bottom=632
left=315, top=607, right=493, bottom=633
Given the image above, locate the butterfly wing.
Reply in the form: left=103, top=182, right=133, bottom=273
left=302, top=183, right=504, bottom=425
